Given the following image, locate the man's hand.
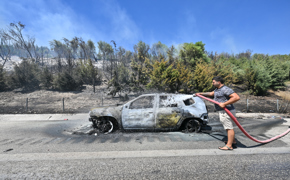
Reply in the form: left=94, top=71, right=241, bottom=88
left=218, top=93, right=240, bottom=109
left=219, top=102, right=226, bottom=108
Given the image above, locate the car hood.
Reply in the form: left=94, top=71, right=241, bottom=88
left=89, top=105, right=123, bottom=120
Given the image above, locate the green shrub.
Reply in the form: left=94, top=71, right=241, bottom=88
left=244, top=60, right=271, bottom=95
left=75, top=59, right=100, bottom=85
left=265, top=57, right=288, bottom=89
left=9, top=60, right=40, bottom=91
left=53, top=71, right=82, bottom=91
left=40, top=67, right=53, bottom=89
left=0, top=66, right=7, bottom=91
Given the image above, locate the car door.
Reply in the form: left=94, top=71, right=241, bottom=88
left=122, top=95, right=156, bottom=129
left=156, top=95, right=183, bottom=129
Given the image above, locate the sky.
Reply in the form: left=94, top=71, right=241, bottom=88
left=0, top=0, right=289, bottom=55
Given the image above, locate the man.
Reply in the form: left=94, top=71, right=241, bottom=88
left=196, top=76, right=240, bottom=150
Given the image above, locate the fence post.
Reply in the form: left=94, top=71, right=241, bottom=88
left=62, top=98, right=65, bottom=112
left=277, top=99, right=279, bottom=112
left=246, top=99, right=248, bottom=113
left=26, top=98, right=28, bottom=112
left=93, top=79, right=95, bottom=93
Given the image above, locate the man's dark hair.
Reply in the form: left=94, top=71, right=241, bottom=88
left=212, top=76, right=224, bottom=84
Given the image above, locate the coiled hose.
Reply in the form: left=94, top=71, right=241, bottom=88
left=196, top=94, right=290, bottom=143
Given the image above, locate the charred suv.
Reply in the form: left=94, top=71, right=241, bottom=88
left=89, top=94, right=208, bottom=133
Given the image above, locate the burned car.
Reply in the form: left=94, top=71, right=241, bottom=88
left=89, top=94, right=208, bottom=133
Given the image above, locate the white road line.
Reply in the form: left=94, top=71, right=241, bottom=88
left=1, top=148, right=290, bottom=162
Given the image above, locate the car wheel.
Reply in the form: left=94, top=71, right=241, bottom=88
left=100, top=118, right=114, bottom=133
left=185, top=119, right=201, bottom=132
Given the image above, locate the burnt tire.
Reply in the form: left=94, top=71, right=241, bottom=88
left=185, top=119, right=201, bottom=133
left=100, top=118, right=115, bottom=133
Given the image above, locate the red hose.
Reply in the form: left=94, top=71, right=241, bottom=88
left=196, top=94, right=290, bottom=143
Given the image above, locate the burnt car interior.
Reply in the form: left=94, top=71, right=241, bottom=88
left=159, top=96, right=178, bottom=107
left=183, top=98, right=195, bottom=106
left=129, top=96, right=155, bottom=109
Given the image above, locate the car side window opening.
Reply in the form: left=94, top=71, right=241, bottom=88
left=159, top=96, right=178, bottom=108
left=129, top=96, right=155, bottom=109
left=183, top=98, right=195, bottom=106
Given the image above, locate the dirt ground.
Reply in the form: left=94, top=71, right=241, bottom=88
left=0, top=84, right=121, bottom=114
left=0, top=82, right=289, bottom=114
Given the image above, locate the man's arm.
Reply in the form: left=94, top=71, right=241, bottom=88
left=196, top=91, right=214, bottom=97
left=219, top=93, right=240, bottom=108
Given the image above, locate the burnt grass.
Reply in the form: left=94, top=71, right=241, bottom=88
left=0, top=84, right=288, bottom=114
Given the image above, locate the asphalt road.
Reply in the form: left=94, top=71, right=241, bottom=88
left=0, top=113, right=290, bottom=179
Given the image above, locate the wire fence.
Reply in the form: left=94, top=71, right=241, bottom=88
left=205, top=98, right=289, bottom=114
left=0, top=95, right=289, bottom=114
left=0, top=96, right=110, bottom=114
